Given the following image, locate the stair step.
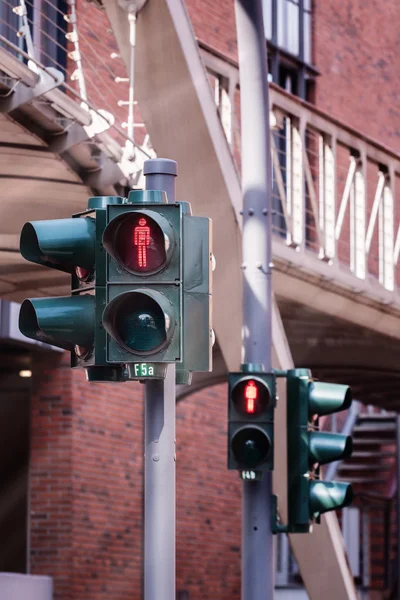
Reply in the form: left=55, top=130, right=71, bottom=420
left=336, top=476, right=388, bottom=484
left=339, top=464, right=392, bottom=471
left=352, top=438, right=396, bottom=446
left=358, top=414, right=397, bottom=422
left=350, top=451, right=396, bottom=459
left=354, top=423, right=396, bottom=433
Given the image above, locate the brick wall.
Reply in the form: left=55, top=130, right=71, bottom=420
left=27, top=1, right=400, bottom=596
left=314, top=0, right=400, bottom=152
left=30, top=354, right=239, bottom=600
left=176, top=384, right=240, bottom=599
left=30, top=353, right=143, bottom=599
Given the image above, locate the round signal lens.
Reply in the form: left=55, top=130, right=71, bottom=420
left=114, top=214, right=167, bottom=274
left=113, top=294, right=167, bottom=354
left=232, top=427, right=271, bottom=468
left=232, top=379, right=270, bottom=417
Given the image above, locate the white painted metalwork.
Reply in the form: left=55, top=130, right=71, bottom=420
left=65, top=0, right=88, bottom=105
left=365, top=171, right=385, bottom=254
left=342, top=507, right=360, bottom=578
left=201, top=43, right=400, bottom=295
left=322, top=139, right=336, bottom=260
left=335, top=156, right=357, bottom=241
left=351, top=167, right=366, bottom=279
left=380, top=183, right=394, bottom=291
left=1, top=0, right=152, bottom=186
left=291, top=122, right=303, bottom=247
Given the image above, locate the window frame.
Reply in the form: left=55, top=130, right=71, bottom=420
left=265, top=0, right=318, bottom=100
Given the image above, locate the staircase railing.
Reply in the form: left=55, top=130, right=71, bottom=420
left=200, top=44, right=400, bottom=297
left=0, top=0, right=154, bottom=185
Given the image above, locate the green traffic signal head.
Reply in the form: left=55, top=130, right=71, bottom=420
left=103, top=289, right=176, bottom=356
left=231, top=426, right=271, bottom=469
left=19, top=295, right=95, bottom=353
left=309, top=481, right=353, bottom=518
left=20, top=218, right=96, bottom=277
left=309, top=431, right=353, bottom=466
left=308, top=381, right=352, bottom=417
left=103, top=210, right=177, bottom=276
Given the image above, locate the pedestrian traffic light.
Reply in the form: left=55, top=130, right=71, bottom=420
left=19, top=214, right=97, bottom=353
left=286, top=368, right=353, bottom=532
left=18, top=189, right=212, bottom=381
left=18, top=197, right=128, bottom=382
left=102, top=190, right=182, bottom=364
left=228, top=371, right=275, bottom=473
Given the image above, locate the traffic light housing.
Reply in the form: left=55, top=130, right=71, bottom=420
left=102, top=189, right=212, bottom=373
left=102, top=192, right=181, bottom=364
left=19, top=212, right=98, bottom=356
left=19, top=196, right=127, bottom=382
left=228, top=371, right=276, bottom=473
left=19, top=191, right=212, bottom=381
left=286, top=368, right=353, bottom=533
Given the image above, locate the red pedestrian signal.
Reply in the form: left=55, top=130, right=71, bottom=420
left=232, top=377, right=271, bottom=417
left=228, top=373, right=276, bottom=472
left=104, top=210, right=174, bottom=276
left=244, top=380, right=257, bottom=413
left=133, top=217, right=151, bottom=268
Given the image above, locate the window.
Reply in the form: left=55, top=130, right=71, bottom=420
left=263, top=0, right=316, bottom=100
left=0, top=0, right=67, bottom=73
left=30, top=0, right=68, bottom=73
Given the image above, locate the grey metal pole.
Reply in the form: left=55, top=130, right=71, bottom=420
left=234, top=1, right=274, bottom=599
left=143, top=158, right=177, bottom=600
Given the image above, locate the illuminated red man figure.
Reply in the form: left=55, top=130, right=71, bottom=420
left=245, top=380, right=258, bottom=414
left=133, top=217, right=151, bottom=268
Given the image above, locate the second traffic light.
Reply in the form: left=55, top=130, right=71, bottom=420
left=228, top=371, right=276, bottom=473
left=286, top=368, right=353, bottom=533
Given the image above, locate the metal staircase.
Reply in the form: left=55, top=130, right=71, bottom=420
left=334, top=409, right=398, bottom=594
left=337, top=412, right=397, bottom=489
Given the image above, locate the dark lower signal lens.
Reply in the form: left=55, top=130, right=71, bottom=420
left=232, top=427, right=271, bottom=468
left=114, top=294, right=166, bottom=353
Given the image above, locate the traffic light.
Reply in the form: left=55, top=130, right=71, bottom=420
left=228, top=371, right=275, bottom=474
left=19, top=214, right=97, bottom=353
left=18, top=196, right=127, bottom=382
left=102, top=189, right=181, bottom=364
left=102, top=189, right=212, bottom=374
left=18, top=190, right=212, bottom=381
left=286, top=368, right=353, bottom=532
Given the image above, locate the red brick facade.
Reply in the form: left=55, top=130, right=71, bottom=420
left=30, top=353, right=143, bottom=599
left=26, top=0, right=400, bottom=597
left=30, top=354, right=239, bottom=599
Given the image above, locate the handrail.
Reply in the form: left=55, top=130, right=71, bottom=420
left=0, top=0, right=153, bottom=175
left=325, top=400, right=362, bottom=481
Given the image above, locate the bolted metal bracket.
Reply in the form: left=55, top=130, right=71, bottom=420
left=0, top=67, right=64, bottom=113
left=271, top=495, right=288, bottom=534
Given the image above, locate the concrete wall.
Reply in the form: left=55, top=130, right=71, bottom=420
left=0, top=573, right=52, bottom=599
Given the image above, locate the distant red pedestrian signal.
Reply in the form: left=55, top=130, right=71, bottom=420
left=232, top=377, right=271, bottom=417
left=228, top=372, right=275, bottom=472
left=244, top=380, right=257, bottom=413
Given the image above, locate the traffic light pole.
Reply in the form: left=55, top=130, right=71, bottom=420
left=234, top=1, right=274, bottom=599
left=143, top=159, right=177, bottom=600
